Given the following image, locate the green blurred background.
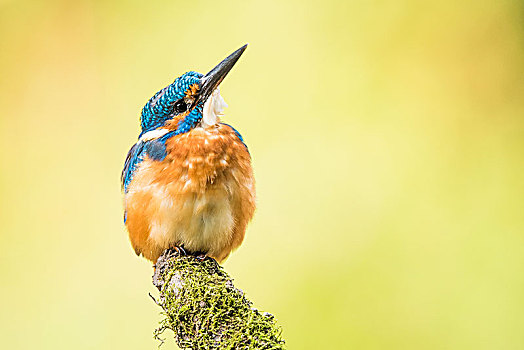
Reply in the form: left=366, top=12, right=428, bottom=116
left=1, top=0, right=523, bottom=349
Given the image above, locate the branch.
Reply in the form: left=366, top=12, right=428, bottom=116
left=151, top=249, right=286, bottom=349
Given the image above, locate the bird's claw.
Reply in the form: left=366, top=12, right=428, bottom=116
left=167, top=246, right=210, bottom=261
left=168, top=245, right=187, bottom=257
left=196, top=254, right=206, bottom=261
left=194, top=252, right=211, bottom=262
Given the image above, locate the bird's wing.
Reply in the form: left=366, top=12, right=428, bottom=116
left=121, top=136, right=171, bottom=193
left=121, top=141, right=144, bottom=193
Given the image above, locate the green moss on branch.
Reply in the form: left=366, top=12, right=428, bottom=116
left=152, top=249, right=286, bottom=349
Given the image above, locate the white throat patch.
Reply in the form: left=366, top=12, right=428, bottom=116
left=202, top=88, right=228, bottom=127
left=139, top=128, right=169, bottom=142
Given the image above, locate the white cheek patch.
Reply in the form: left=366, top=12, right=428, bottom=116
left=202, top=88, right=227, bottom=127
left=139, top=128, right=169, bottom=142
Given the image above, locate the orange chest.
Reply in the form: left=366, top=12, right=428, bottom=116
left=128, top=123, right=253, bottom=196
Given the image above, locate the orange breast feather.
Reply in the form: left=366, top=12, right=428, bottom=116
left=124, top=123, right=255, bottom=263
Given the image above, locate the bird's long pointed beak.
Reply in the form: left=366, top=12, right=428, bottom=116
left=199, top=44, right=247, bottom=104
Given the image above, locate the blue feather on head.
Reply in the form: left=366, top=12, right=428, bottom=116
left=139, top=71, right=204, bottom=136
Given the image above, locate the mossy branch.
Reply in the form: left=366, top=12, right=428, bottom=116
left=151, top=249, right=286, bottom=349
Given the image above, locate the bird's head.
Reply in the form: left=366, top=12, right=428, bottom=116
left=139, top=44, right=247, bottom=138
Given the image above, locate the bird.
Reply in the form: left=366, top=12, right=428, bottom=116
left=121, top=45, right=255, bottom=264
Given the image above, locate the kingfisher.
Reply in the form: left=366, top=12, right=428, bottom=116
left=121, top=45, right=255, bottom=264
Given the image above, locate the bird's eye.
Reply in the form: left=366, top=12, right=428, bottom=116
left=174, top=100, right=188, bottom=114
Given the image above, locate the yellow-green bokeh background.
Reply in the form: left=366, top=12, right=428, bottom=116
left=1, top=0, right=523, bottom=349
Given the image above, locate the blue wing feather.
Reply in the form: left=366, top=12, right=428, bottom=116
left=121, top=137, right=169, bottom=193
left=121, top=142, right=142, bottom=192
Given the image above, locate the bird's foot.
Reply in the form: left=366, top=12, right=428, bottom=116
left=166, top=246, right=211, bottom=262
left=192, top=251, right=211, bottom=262
left=167, top=245, right=188, bottom=257
left=196, top=254, right=207, bottom=261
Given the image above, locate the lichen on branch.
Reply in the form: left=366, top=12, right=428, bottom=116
left=152, top=249, right=286, bottom=349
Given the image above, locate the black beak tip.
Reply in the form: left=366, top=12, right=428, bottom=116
left=200, top=44, right=249, bottom=102
left=228, top=43, right=248, bottom=66
left=228, top=44, right=248, bottom=59
left=204, top=44, right=248, bottom=78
